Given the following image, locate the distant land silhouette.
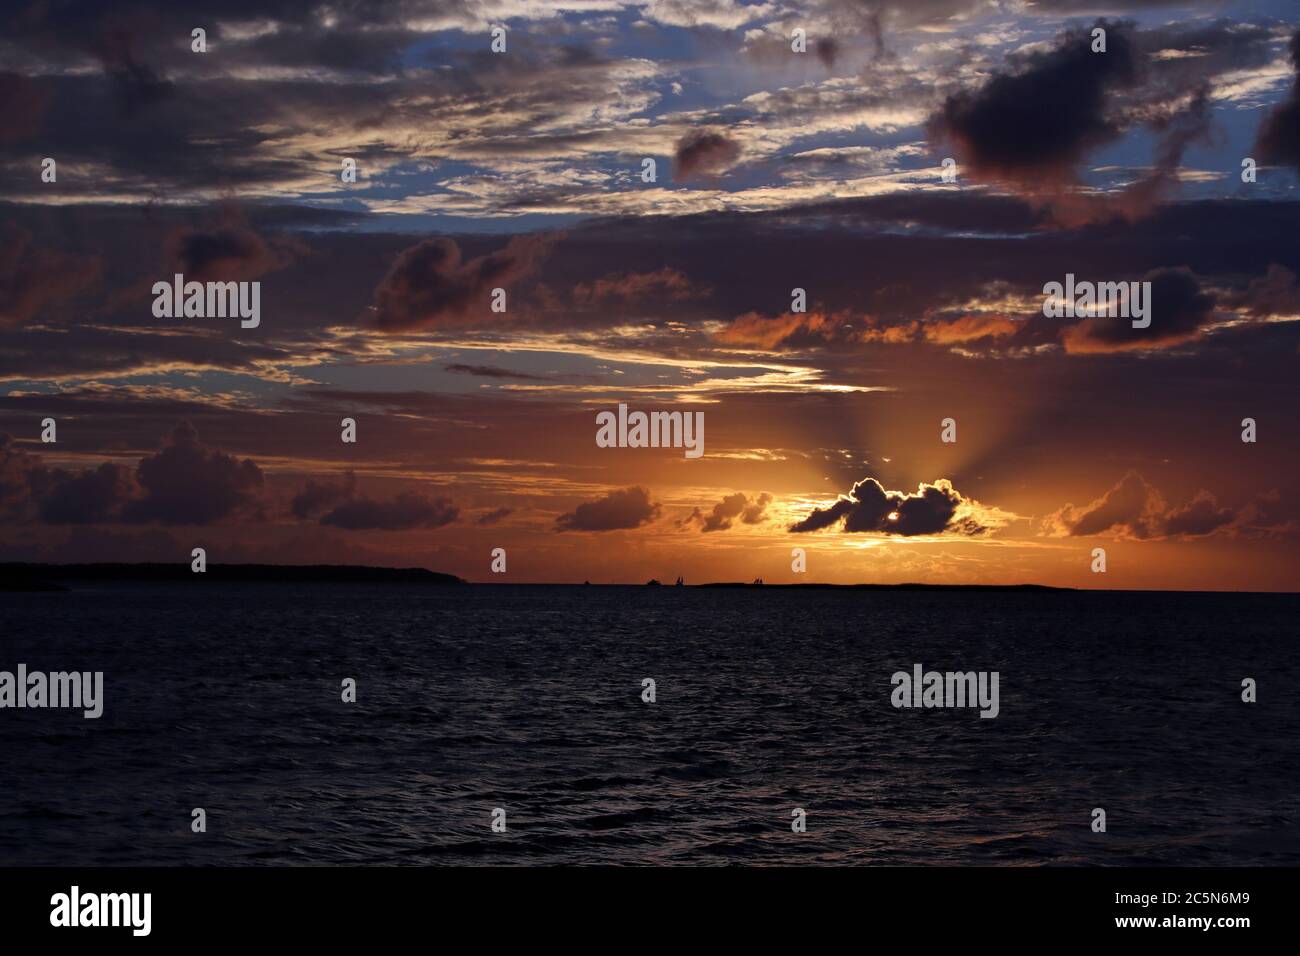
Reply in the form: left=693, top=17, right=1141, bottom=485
left=0, top=562, right=1079, bottom=592
left=0, top=563, right=464, bottom=588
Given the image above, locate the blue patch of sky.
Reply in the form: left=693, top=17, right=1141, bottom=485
left=274, top=0, right=1297, bottom=232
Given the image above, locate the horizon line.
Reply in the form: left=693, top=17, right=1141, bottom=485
left=3, top=562, right=1296, bottom=594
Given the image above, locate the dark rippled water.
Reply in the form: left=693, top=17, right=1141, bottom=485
left=1, top=584, right=1297, bottom=865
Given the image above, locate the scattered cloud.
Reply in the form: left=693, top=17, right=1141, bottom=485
left=164, top=210, right=304, bottom=283
left=1061, top=267, right=1216, bottom=354
left=291, top=473, right=357, bottom=519
left=321, top=492, right=459, bottom=531
left=370, top=236, right=552, bottom=332
left=683, top=490, right=772, bottom=531
left=556, top=485, right=661, bottom=531
left=790, top=476, right=994, bottom=536
left=1044, top=472, right=1234, bottom=539
left=1255, top=29, right=1300, bottom=171
left=446, top=363, right=548, bottom=380
left=124, top=422, right=264, bottom=525
left=476, top=506, right=513, bottom=525
left=674, top=129, right=742, bottom=180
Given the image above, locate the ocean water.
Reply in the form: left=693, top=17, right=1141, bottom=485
left=1, top=584, right=1297, bottom=866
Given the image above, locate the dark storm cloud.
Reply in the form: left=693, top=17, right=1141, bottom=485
left=0, top=223, right=102, bottom=327
left=815, top=38, right=840, bottom=69
left=39, top=462, right=139, bottom=524
left=1255, top=29, right=1300, bottom=172
left=556, top=486, right=661, bottom=532
left=164, top=212, right=305, bottom=283
left=1045, top=472, right=1272, bottom=539
left=1061, top=267, right=1217, bottom=353
left=320, top=492, right=459, bottom=531
left=924, top=19, right=1260, bottom=224
left=0, top=423, right=263, bottom=526
left=674, top=130, right=742, bottom=180
left=791, top=477, right=985, bottom=536
left=927, top=20, right=1140, bottom=187
left=124, top=422, right=264, bottom=524
left=370, top=236, right=552, bottom=332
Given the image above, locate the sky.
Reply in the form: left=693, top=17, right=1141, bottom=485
left=0, top=0, right=1298, bottom=589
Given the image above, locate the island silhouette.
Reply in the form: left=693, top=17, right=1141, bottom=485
left=1, top=563, right=1071, bottom=591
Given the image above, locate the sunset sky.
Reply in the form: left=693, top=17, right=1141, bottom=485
left=1, top=0, right=1297, bottom=589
